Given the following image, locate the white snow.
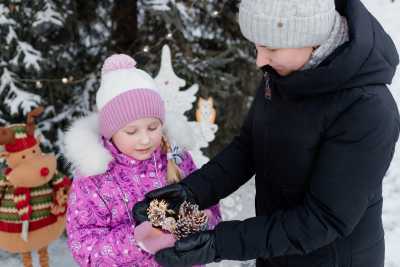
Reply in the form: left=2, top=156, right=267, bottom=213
left=11, top=41, right=42, bottom=71
left=0, top=68, right=41, bottom=114
left=0, top=4, right=15, bottom=25
left=147, top=0, right=173, bottom=11
left=0, top=0, right=400, bottom=266
left=32, top=1, right=64, bottom=28
left=0, top=236, right=77, bottom=267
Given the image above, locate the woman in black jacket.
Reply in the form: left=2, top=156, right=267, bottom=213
left=133, top=0, right=400, bottom=266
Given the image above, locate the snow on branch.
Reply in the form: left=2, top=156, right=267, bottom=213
left=174, top=2, right=218, bottom=41
left=0, top=68, right=41, bottom=114
left=33, top=1, right=64, bottom=28
left=11, top=41, right=42, bottom=71
left=4, top=25, right=42, bottom=71
left=6, top=26, right=17, bottom=44
left=145, top=0, right=173, bottom=11
left=0, top=4, right=16, bottom=25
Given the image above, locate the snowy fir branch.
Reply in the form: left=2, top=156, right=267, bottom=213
left=33, top=1, right=64, bottom=28
left=0, top=0, right=258, bottom=175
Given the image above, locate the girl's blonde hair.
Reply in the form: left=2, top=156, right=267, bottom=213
left=161, top=137, right=184, bottom=184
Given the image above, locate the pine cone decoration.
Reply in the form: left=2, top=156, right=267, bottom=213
left=178, top=201, right=198, bottom=217
left=173, top=201, right=208, bottom=240
left=147, top=200, right=208, bottom=239
left=161, top=216, right=177, bottom=233
left=147, top=199, right=169, bottom=227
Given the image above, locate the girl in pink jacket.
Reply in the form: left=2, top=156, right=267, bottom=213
left=64, top=54, right=221, bottom=267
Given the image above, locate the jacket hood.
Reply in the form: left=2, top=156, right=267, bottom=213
left=63, top=112, right=196, bottom=177
left=269, top=0, right=399, bottom=99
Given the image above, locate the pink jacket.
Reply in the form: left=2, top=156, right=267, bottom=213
left=66, top=138, right=221, bottom=267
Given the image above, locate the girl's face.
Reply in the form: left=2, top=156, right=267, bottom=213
left=112, top=117, right=163, bottom=161
left=255, top=45, right=314, bottom=76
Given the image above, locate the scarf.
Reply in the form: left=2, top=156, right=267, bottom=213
left=302, top=12, right=349, bottom=70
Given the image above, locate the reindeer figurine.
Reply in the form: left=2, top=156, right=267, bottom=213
left=0, top=107, right=71, bottom=267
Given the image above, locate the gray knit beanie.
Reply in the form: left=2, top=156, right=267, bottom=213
left=239, top=0, right=337, bottom=48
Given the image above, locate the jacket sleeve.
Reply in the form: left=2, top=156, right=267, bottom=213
left=213, top=94, right=400, bottom=260
left=181, top=87, right=260, bottom=209
left=66, top=178, right=157, bottom=267
left=180, top=151, right=222, bottom=229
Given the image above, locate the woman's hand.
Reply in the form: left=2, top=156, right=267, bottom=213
left=132, top=183, right=197, bottom=225
left=155, top=230, right=221, bottom=266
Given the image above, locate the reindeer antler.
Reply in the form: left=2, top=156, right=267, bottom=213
left=0, top=127, right=16, bottom=146
left=26, top=106, right=44, bottom=136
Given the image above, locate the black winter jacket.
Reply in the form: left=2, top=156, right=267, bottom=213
left=182, top=0, right=400, bottom=266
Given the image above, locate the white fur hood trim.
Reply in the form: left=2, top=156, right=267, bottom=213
left=63, top=113, right=113, bottom=177
left=63, top=113, right=196, bottom=177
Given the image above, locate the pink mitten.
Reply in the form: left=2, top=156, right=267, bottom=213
left=134, top=221, right=176, bottom=254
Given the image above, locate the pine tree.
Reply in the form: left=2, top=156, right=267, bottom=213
left=1, top=0, right=259, bottom=172
left=0, top=0, right=113, bottom=160
left=141, top=0, right=260, bottom=157
left=0, top=2, right=43, bottom=118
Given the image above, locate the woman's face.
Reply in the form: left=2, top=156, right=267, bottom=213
left=255, top=45, right=314, bottom=76
left=112, top=117, right=163, bottom=161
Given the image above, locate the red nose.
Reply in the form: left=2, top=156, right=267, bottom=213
left=5, top=167, right=13, bottom=175
left=40, top=167, right=49, bottom=177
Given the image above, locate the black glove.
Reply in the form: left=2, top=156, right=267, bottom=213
left=155, top=230, right=221, bottom=267
left=132, top=183, right=197, bottom=225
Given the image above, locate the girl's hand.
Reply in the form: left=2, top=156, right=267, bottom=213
left=134, top=221, right=176, bottom=254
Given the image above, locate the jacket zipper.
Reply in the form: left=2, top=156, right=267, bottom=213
left=264, top=72, right=272, bottom=101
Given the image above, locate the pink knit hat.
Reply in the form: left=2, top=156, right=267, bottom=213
left=96, top=54, right=165, bottom=139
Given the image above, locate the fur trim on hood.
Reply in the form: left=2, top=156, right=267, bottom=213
left=63, top=113, right=196, bottom=177
left=63, top=113, right=112, bottom=177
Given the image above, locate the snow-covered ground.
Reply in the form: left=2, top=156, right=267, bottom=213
left=1, top=0, right=400, bottom=266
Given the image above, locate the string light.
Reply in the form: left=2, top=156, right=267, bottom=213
left=143, top=45, right=150, bottom=53
left=131, top=4, right=223, bottom=56
left=35, top=81, right=42, bottom=89
left=17, top=74, right=91, bottom=89
left=14, top=5, right=223, bottom=89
